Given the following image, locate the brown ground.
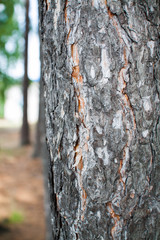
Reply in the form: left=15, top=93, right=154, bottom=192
left=0, top=121, right=46, bottom=240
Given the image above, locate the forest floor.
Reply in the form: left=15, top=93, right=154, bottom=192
left=0, top=120, right=46, bottom=240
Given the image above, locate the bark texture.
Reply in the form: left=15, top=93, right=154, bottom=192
left=39, top=0, right=160, bottom=239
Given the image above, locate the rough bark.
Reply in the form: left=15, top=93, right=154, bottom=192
left=39, top=0, right=160, bottom=239
left=21, top=0, right=30, bottom=145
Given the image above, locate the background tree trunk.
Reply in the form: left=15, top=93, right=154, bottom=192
left=33, top=75, right=52, bottom=240
left=39, top=0, right=160, bottom=239
left=21, top=0, right=30, bottom=145
left=33, top=9, right=52, bottom=235
left=33, top=77, right=44, bottom=158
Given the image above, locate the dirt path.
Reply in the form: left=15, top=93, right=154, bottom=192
left=0, top=123, right=46, bottom=240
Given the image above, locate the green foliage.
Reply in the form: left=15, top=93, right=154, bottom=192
left=4, top=211, right=24, bottom=224
left=0, top=0, right=22, bottom=61
left=0, top=0, right=23, bottom=117
left=9, top=211, right=24, bottom=224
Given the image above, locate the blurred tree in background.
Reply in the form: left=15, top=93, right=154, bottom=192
left=21, top=0, right=30, bottom=145
left=0, top=0, right=23, bottom=118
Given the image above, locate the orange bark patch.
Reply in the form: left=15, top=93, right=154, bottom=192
left=72, top=66, right=83, bottom=84
left=71, top=43, right=88, bottom=221
left=104, top=0, right=107, bottom=6
left=74, top=148, right=87, bottom=221
left=56, top=194, right=60, bottom=210
left=78, top=96, right=85, bottom=112
left=107, top=202, right=120, bottom=221
left=72, top=66, right=80, bottom=79
left=45, top=0, right=50, bottom=11
left=119, top=47, right=136, bottom=130
left=117, top=49, right=137, bottom=205
left=123, top=48, right=128, bottom=66
left=58, top=146, right=60, bottom=154
left=74, top=144, right=83, bottom=172
left=71, top=44, right=83, bottom=84
left=118, top=159, right=125, bottom=190
left=130, top=192, right=135, bottom=199
left=91, top=0, right=94, bottom=7
left=74, top=146, right=83, bottom=172
left=78, top=157, right=83, bottom=171
left=71, top=44, right=79, bottom=65
left=67, top=29, right=71, bottom=42
left=107, top=7, right=114, bottom=19
left=124, top=93, right=136, bottom=130
left=124, top=93, right=129, bottom=103
left=107, top=202, right=120, bottom=239
left=64, top=0, right=68, bottom=23
left=86, top=135, right=90, bottom=141
left=81, top=183, right=87, bottom=221
left=82, top=189, right=87, bottom=201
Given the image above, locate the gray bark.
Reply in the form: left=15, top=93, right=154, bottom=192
left=39, top=0, right=160, bottom=239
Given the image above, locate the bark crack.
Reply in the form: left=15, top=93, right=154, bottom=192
left=149, top=116, right=159, bottom=185
left=45, top=0, right=51, bottom=11
left=64, top=0, right=68, bottom=23
left=106, top=202, right=121, bottom=240
left=105, top=3, right=137, bottom=238
left=107, top=0, right=137, bottom=188
left=70, top=42, right=88, bottom=224
left=138, top=2, right=158, bottom=26
left=65, top=3, right=88, bottom=224
left=49, top=160, right=63, bottom=240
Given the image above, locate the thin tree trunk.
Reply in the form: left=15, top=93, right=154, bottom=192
left=33, top=75, right=52, bottom=240
left=33, top=78, right=42, bottom=158
left=21, top=0, right=30, bottom=145
left=39, top=1, right=160, bottom=239
left=33, top=2, right=52, bottom=237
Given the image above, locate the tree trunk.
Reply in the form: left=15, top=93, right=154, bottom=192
left=39, top=0, right=160, bottom=239
left=21, top=0, right=30, bottom=145
left=33, top=2, right=52, bottom=238
left=33, top=75, right=52, bottom=240
left=33, top=78, right=43, bottom=158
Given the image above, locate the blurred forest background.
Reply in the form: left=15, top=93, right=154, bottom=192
left=0, top=0, right=39, bottom=124
left=0, top=0, right=48, bottom=239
